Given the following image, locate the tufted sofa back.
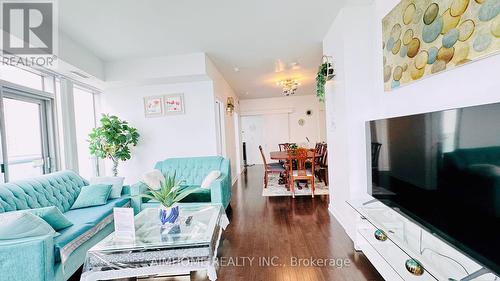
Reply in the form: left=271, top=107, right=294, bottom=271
left=154, top=156, right=229, bottom=186
left=0, top=170, right=87, bottom=213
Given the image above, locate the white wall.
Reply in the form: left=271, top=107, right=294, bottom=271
left=323, top=0, right=500, bottom=239
left=58, top=32, right=105, bottom=80
left=206, top=57, right=242, bottom=184
left=100, top=53, right=242, bottom=185
left=105, top=53, right=207, bottom=83
left=240, top=95, right=327, bottom=146
left=102, top=81, right=218, bottom=184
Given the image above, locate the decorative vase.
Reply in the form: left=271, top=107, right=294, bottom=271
left=159, top=205, right=180, bottom=238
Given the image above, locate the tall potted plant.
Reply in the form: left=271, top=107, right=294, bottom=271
left=88, top=114, right=140, bottom=176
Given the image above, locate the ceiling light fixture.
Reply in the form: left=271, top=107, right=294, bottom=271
left=277, top=79, right=301, bottom=96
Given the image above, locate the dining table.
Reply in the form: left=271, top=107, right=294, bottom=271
left=269, top=150, right=318, bottom=160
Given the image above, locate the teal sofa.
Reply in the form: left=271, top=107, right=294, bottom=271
left=0, top=170, right=130, bottom=281
left=131, top=156, right=232, bottom=213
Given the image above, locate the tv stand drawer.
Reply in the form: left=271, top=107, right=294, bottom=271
left=358, top=224, right=437, bottom=281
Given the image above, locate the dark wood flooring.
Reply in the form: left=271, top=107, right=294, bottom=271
left=73, top=165, right=383, bottom=281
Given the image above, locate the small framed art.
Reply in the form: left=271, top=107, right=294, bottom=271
left=164, top=93, right=185, bottom=115
left=143, top=95, right=164, bottom=117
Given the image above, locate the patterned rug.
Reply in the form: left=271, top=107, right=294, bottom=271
left=262, top=174, right=329, bottom=197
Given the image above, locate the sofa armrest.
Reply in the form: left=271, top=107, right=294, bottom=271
left=130, top=182, right=148, bottom=214
left=0, top=213, right=55, bottom=281
left=209, top=173, right=231, bottom=209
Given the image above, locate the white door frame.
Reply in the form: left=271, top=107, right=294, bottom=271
left=214, top=99, right=226, bottom=157
left=233, top=112, right=242, bottom=175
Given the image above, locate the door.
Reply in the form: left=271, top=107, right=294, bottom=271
left=0, top=90, right=52, bottom=182
left=241, top=113, right=290, bottom=165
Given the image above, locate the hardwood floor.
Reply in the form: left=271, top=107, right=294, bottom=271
left=213, top=165, right=383, bottom=281
left=72, top=165, right=383, bottom=281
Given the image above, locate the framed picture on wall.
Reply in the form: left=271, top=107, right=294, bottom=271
left=143, top=95, right=164, bottom=117
left=164, top=93, right=185, bottom=115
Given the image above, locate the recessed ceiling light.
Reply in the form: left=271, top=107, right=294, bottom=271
left=234, top=67, right=240, bottom=72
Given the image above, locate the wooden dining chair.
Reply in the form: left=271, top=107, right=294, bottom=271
left=315, top=149, right=328, bottom=185
left=288, top=148, right=315, bottom=198
left=259, top=145, right=285, bottom=188
left=314, top=142, right=324, bottom=166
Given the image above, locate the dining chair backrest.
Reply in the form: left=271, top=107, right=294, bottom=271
left=259, top=145, right=268, bottom=166
left=315, top=142, right=322, bottom=153
left=289, top=148, right=315, bottom=176
left=322, top=150, right=328, bottom=167
left=279, top=143, right=291, bottom=151
left=315, top=143, right=326, bottom=165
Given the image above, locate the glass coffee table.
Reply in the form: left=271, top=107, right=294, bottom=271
left=81, top=203, right=229, bottom=281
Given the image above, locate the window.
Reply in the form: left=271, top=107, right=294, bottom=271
left=0, top=68, right=56, bottom=182
left=1, top=59, right=101, bottom=181
left=73, top=85, right=98, bottom=179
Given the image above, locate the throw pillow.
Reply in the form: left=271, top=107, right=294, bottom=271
left=23, top=206, right=73, bottom=231
left=90, top=176, right=125, bottom=199
left=71, top=184, right=113, bottom=210
left=0, top=212, right=55, bottom=239
left=201, top=170, right=221, bottom=189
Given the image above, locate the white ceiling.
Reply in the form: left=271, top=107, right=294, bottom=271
left=59, top=0, right=343, bottom=99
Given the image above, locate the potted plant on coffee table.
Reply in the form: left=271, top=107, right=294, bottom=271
left=137, top=170, right=206, bottom=235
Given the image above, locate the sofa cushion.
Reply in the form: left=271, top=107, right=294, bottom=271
left=23, top=206, right=73, bottom=231
left=54, top=197, right=129, bottom=263
left=70, top=184, right=112, bottom=210
left=0, top=212, right=55, bottom=239
left=154, top=156, right=224, bottom=185
left=182, top=188, right=211, bottom=203
left=90, top=176, right=125, bottom=199
left=201, top=170, right=221, bottom=188
left=0, top=170, right=87, bottom=213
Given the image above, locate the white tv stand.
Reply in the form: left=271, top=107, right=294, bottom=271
left=347, top=200, right=499, bottom=281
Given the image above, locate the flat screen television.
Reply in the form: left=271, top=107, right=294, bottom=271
left=368, top=102, right=500, bottom=276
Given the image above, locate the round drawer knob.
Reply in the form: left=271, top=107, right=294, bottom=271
left=374, top=229, right=388, bottom=241
left=405, top=259, right=424, bottom=276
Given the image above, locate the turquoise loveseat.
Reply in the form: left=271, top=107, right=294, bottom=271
left=0, top=170, right=130, bottom=281
left=131, top=156, right=232, bottom=213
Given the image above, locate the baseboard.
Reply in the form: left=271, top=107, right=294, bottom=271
left=232, top=169, right=244, bottom=185
left=328, top=203, right=349, bottom=235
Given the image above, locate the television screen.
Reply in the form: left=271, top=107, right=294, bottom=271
left=369, top=102, right=500, bottom=275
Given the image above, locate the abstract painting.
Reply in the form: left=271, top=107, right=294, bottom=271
left=383, top=0, right=500, bottom=91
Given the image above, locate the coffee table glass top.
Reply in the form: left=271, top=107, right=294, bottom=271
left=91, top=204, right=224, bottom=252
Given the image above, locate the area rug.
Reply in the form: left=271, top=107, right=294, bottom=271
left=262, top=174, right=329, bottom=197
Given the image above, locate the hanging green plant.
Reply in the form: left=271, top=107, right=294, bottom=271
left=316, top=62, right=328, bottom=102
